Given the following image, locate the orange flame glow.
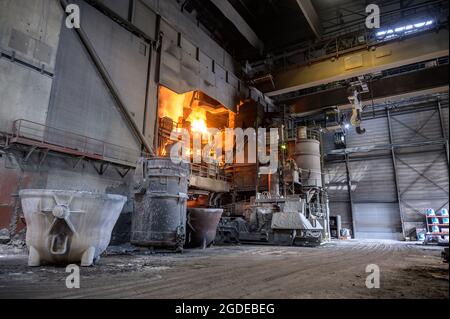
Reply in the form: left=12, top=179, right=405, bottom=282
left=188, top=108, right=208, bottom=134
left=158, top=86, right=209, bottom=134
left=158, top=86, right=188, bottom=123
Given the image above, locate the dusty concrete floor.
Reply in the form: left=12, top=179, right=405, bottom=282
left=0, top=240, right=448, bottom=299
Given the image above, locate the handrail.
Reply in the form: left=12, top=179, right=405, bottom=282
left=12, top=119, right=140, bottom=152
left=191, top=162, right=231, bottom=182
left=11, top=119, right=152, bottom=166
left=10, top=120, right=231, bottom=182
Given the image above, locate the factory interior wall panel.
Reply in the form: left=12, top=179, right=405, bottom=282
left=396, top=150, right=449, bottom=234
left=437, top=97, right=448, bottom=145
left=349, top=157, right=397, bottom=203
left=348, top=131, right=402, bottom=240
left=346, top=116, right=391, bottom=149
left=147, top=0, right=242, bottom=111
left=142, top=0, right=232, bottom=72
left=328, top=201, right=352, bottom=232
left=0, top=59, right=53, bottom=134
left=391, top=108, right=445, bottom=145
left=353, top=203, right=403, bottom=240
left=342, top=156, right=401, bottom=239
left=390, top=105, right=449, bottom=235
left=198, top=50, right=217, bottom=99
left=97, top=0, right=131, bottom=20
left=385, top=104, right=448, bottom=234
left=130, top=0, right=159, bottom=147
left=0, top=0, right=63, bottom=134
left=46, top=13, right=140, bottom=152
left=325, top=98, right=449, bottom=238
left=159, top=20, right=182, bottom=92
left=325, top=162, right=353, bottom=230
left=180, top=47, right=201, bottom=93
left=75, top=0, right=150, bottom=134
left=44, top=156, right=133, bottom=194
left=143, top=46, right=159, bottom=146
left=402, top=198, right=449, bottom=235
left=0, top=0, right=63, bottom=73
left=322, top=132, right=337, bottom=155
left=442, top=107, right=449, bottom=138
left=325, top=162, right=349, bottom=200
left=0, top=151, right=48, bottom=234
left=132, top=0, right=157, bottom=39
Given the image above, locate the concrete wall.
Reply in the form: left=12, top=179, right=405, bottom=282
left=98, top=0, right=131, bottom=20
left=0, top=0, right=63, bottom=71
left=0, top=0, right=62, bottom=133
left=46, top=0, right=143, bottom=152
left=0, top=60, right=53, bottom=133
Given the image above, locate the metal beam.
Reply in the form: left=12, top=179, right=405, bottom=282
left=290, top=64, right=449, bottom=114
left=266, top=30, right=449, bottom=97
left=391, top=115, right=432, bottom=142
left=344, top=153, right=356, bottom=238
left=295, top=0, right=321, bottom=39
left=210, top=0, right=264, bottom=52
left=387, top=108, right=406, bottom=240
left=437, top=98, right=450, bottom=166
left=396, top=154, right=448, bottom=195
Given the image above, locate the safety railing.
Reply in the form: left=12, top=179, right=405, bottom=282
left=11, top=119, right=146, bottom=167
left=191, top=163, right=231, bottom=183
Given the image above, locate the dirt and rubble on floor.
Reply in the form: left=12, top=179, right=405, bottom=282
left=0, top=240, right=448, bottom=299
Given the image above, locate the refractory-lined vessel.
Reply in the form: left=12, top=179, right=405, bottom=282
left=131, top=158, right=190, bottom=251
left=186, top=208, right=223, bottom=248
left=20, top=190, right=126, bottom=267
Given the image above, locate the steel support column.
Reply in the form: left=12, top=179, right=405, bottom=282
left=387, top=108, right=406, bottom=239
left=344, top=153, right=356, bottom=238
left=437, top=98, right=450, bottom=167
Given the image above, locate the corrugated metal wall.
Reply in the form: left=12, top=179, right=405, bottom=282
left=392, top=98, right=449, bottom=235
left=349, top=158, right=397, bottom=203
left=353, top=203, right=402, bottom=239
left=346, top=116, right=391, bottom=149
left=391, top=109, right=443, bottom=144
left=324, top=162, right=353, bottom=230
left=325, top=95, right=449, bottom=239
